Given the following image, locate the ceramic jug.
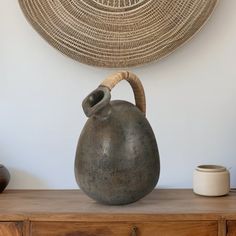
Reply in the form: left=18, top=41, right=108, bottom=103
left=0, top=164, right=10, bottom=193
left=75, top=71, right=160, bottom=205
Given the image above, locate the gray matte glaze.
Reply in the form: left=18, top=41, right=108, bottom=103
left=0, top=164, right=10, bottom=193
left=75, top=87, right=160, bottom=205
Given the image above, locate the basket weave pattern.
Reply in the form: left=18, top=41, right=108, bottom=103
left=93, top=0, right=145, bottom=8
left=19, top=0, right=217, bottom=67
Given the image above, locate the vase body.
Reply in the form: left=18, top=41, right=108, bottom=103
left=75, top=72, right=160, bottom=205
left=0, top=165, right=10, bottom=193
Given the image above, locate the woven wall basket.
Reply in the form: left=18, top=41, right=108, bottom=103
left=19, top=0, right=217, bottom=68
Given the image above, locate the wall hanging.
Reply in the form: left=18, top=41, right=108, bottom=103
left=75, top=71, right=160, bottom=205
left=19, top=0, right=217, bottom=68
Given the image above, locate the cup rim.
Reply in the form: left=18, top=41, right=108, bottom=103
left=196, top=165, right=227, bottom=172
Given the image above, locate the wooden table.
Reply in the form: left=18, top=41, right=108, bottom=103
left=0, top=189, right=236, bottom=236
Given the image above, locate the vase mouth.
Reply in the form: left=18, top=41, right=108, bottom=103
left=82, top=86, right=111, bottom=117
left=196, top=165, right=226, bottom=172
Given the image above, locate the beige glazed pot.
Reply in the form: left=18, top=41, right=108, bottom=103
left=193, top=165, right=230, bottom=196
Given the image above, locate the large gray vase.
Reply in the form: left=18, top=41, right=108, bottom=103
left=75, top=71, right=160, bottom=205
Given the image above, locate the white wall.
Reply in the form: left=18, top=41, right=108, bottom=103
left=1, top=0, right=236, bottom=189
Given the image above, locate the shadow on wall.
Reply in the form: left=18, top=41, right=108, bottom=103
left=7, top=168, right=48, bottom=189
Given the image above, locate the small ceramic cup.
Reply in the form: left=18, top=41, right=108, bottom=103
left=193, top=165, right=230, bottom=196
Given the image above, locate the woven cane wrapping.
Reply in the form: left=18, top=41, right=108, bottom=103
left=101, top=71, right=146, bottom=114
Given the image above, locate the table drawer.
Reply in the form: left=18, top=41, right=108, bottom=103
left=0, top=222, right=22, bottom=236
left=136, top=221, right=218, bottom=236
left=227, top=221, right=236, bottom=235
left=31, top=222, right=133, bottom=236
left=31, top=221, right=218, bottom=236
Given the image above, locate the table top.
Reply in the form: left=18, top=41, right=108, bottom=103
left=0, top=189, right=236, bottom=221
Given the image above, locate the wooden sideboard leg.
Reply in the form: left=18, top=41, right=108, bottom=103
left=23, top=220, right=31, bottom=236
left=218, top=219, right=227, bottom=236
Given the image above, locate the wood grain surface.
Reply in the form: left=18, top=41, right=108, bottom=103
left=1, top=189, right=236, bottom=236
left=0, top=189, right=236, bottom=221
left=0, top=222, right=22, bottom=236
left=31, top=221, right=218, bottom=236
left=227, top=221, right=236, bottom=236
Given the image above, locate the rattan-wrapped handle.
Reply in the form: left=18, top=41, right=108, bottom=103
left=100, top=71, right=146, bottom=115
